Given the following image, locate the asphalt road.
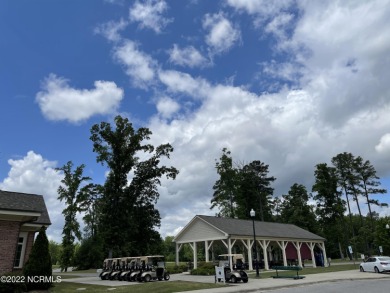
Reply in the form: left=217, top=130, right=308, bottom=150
left=259, top=279, right=390, bottom=293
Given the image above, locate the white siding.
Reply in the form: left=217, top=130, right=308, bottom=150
left=175, top=218, right=227, bottom=243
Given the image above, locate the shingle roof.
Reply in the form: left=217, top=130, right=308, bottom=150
left=0, top=190, right=51, bottom=225
left=198, top=215, right=324, bottom=241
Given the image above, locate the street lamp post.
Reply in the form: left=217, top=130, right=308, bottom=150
left=250, top=208, right=260, bottom=277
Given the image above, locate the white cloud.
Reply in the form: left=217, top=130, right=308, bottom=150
left=94, top=18, right=128, bottom=42
left=203, top=12, right=241, bottom=54
left=158, top=69, right=211, bottom=98
left=27, top=0, right=390, bottom=239
left=0, top=151, right=65, bottom=242
left=129, top=0, right=172, bottom=33
left=289, top=1, right=390, bottom=126
left=168, top=44, right=208, bottom=68
left=264, top=12, right=294, bottom=40
left=226, top=0, right=294, bottom=16
left=156, top=96, right=180, bottom=119
left=113, top=40, right=157, bottom=88
left=36, top=74, right=124, bottom=123
left=376, top=134, right=390, bottom=154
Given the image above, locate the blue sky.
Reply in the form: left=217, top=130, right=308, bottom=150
left=1, top=0, right=390, bottom=242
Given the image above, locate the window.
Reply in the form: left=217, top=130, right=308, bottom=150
left=14, top=232, right=27, bottom=268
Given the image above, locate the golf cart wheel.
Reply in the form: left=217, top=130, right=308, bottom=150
left=144, top=274, right=152, bottom=282
left=164, top=273, right=170, bottom=281
left=360, top=266, right=364, bottom=272
left=230, top=275, right=237, bottom=283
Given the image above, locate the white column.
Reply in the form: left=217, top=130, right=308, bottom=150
left=260, top=240, right=270, bottom=270
left=292, top=242, right=303, bottom=267
left=205, top=241, right=209, bottom=262
left=318, top=242, right=328, bottom=267
left=247, top=239, right=253, bottom=271
left=307, top=242, right=316, bottom=268
left=276, top=241, right=288, bottom=266
left=193, top=242, right=197, bottom=269
left=205, top=240, right=214, bottom=263
left=175, top=243, right=183, bottom=265
left=228, top=238, right=233, bottom=271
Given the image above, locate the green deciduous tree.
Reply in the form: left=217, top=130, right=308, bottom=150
left=235, top=160, right=276, bottom=221
left=48, top=240, right=62, bottom=265
left=280, top=183, right=317, bottom=232
left=56, top=161, right=94, bottom=271
left=73, top=234, right=104, bottom=270
left=211, top=148, right=276, bottom=221
left=211, top=148, right=239, bottom=218
left=90, top=115, right=178, bottom=257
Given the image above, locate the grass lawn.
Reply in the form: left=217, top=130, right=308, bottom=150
left=49, top=280, right=225, bottom=293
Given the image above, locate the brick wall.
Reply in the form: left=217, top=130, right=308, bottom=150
left=0, top=221, right=20, bottom=275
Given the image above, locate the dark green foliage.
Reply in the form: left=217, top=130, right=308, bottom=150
left=211, top=148, right=239, bottom=218
left=211, top=148, right=276, bottom=221
left=331, top=152, right=387, bottom=256
left=190, top=262, right=215, bottom=275
left=168, top=264, right=188, bottom=274
left=90, top=115, right=178, bottom=257
left=161, top=236, right=176, bottom=262
left=48, top=240, right=62, bottom=265
left=23, top=227, right=52, bottom=291
left=312, top=163, right=346, bottom=258
left=235, top=160, right=276, bottom=221
left=73, top=234, right=104, bottom=270
left=373, top=216, right=390, bottom=255
left=0, top=271, right=27, bottom=293
left=354, top=156, right=387, bottom=228
left=280, top=183, right=317, bottom=233
left=56, top=161, right=94, bottom=271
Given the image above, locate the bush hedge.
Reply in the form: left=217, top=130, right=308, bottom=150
left=190, top=262, right=216, bottom=275
left=168, top=264, right=188, bottom=274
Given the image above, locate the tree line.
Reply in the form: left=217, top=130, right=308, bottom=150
left=52, top=115, right=389, bottom=270
left=210, top=148, right=389, bottom=259
left=55, top=115, right=178, bottom=270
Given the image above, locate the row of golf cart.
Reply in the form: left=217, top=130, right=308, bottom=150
left=99, top=255, right=170, bottom=282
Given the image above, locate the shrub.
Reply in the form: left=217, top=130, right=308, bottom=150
left=190, top=262, right=215, bottom=275
left=73, top=235, right=104, bottom=270
left=0, top=271, right=27, bottom=293
left=23, top=226, right=52, bottom=291
left=168, top=264, right=188, bottom=274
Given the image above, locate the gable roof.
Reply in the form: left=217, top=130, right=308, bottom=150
left=0, top=190, right=51, bottom=225
left=174, top=215, right=324, bottom=243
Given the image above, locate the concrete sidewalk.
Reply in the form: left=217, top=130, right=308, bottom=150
left=176, top=270, right=390, bottom=293
left=60, top=270, right=390, bottom=292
